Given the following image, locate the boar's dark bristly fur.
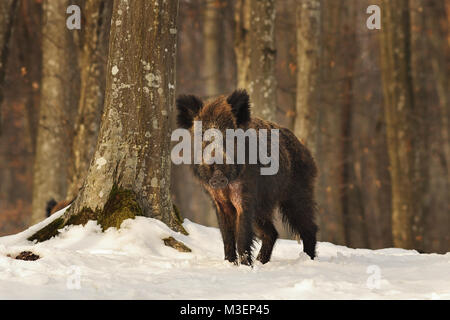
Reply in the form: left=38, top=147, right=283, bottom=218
left=226, top=89, right=250, bottom=125
left=176, top=94, right=203, bottom=129
left=176, top=89, right=318, bottom=266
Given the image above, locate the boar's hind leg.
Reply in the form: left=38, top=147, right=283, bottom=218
left=280, top=195, right=318, bottom=260
left=255, top=218, right=278, bottom=264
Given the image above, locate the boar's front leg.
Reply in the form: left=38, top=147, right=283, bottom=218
left=229, top=183, right=255, bottom=266
left=234, top=201, right=255, bottom=266
left=214, top=202, right=238, bottom=264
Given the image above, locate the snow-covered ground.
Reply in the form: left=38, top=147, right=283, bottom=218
left=0, top=207, right=448, bottom=299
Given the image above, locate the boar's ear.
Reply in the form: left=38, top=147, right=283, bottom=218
left=176, top=94, right=203, bottom=129
left=227, top=89, right=250, bottom=126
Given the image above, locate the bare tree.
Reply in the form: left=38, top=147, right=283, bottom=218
left=31, top=0, right=78, bottom=224
left=337, top=1, right=369, bottom=249
left=380, top=0, right=417, bottom=249
left=0, top=0, right=18, bottom=135
left=0, top=0, right=42, bottom=235
left=29, top=0, right=184, bottom=242
left=424, top=0, right=450, bottom=191
left=235, top=0, right=277, bottom=121
left=171, top=0, right=217, bottom=229
left=67, top=0, right=112, bottom=199
left=311, top=0, right=346, bottom=245
left=409, top=0, right=432, bottom=252
left=294, top=0, right=320, bottom=155
left=234, top=0, right=251, bottom=90
left=203, top=0, right=225, bottom=98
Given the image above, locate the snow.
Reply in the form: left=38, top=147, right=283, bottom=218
left=0, top=206, right=449, bottom=299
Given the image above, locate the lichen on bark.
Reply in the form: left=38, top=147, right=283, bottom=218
left=97, top=184, right=143, bottom=230
left=169, top=204, right=188, bottom=235
left=28, top=184, right=143, bottom=242
left=163, top=236, right=191, bottom=253
left=27, top=217, right=65, bottom=242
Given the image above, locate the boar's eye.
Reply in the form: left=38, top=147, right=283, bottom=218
left=227, top=89, right=250, bottom=126
left=176, top=94, right=203, bottom=129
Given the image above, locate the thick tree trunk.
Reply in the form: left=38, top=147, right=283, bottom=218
left=31, top=0, right=77, bottom=224
left=380, top=0, right=417, bottom=249
left=235, top=0, right=277, bottom=121
left=67, top=0, right=112, bottom=199
left=0, top=0, right=18, bottom=135
left=29, top=0, right=184, bottom=242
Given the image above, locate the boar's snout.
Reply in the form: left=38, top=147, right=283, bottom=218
left=209, top=170, right=228, bottom=189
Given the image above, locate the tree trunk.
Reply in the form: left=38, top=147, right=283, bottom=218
left=424, top=0, right=450, bottom=194
left=200, top=0, right=227, bottom=227
left=312, top=0, right=346, bottom=245
left=380, top=0, right=417, bottom=249
left=409, top=0, right=431, bottom=252
left=235, top=0, right=277, bottom=121
left=337, top=1, right=369, bottom=249
left=67, top=0, right=112, bottom=199
left=171, top=0, right=217, bottom=229
left=234, top=0, right=251, bottom=90
left=294, top=0, right=320, bottom=155
left=348, top=0, right=393, bottom=250
left=274, top=0, right=297, bottom=131
left=29, top=0, right=185, bottom=242
left=422, top=0, right=450, bottom=253
left=31, top=0, right=78, bottom=224
left=248, top=0, right=277, bottom=121
left=203, top=0, right=225, bottom=98
left=0, top=0, right=18, bottom=135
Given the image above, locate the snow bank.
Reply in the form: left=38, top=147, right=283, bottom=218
left=0, top=207, right=449, bottom=299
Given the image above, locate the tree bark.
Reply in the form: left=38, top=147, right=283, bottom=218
left=424, top=0, right=450, bottom=194
left=203, top=0, right=225, bottom=98
left=294, top=0, right=320, bottom=155
left=409, top=0, right=432, bottom=252
left=380, top=0, right=417, bottom=249
left=29, top=0, right=185, bottom=242
left=67, top=0, right=112, bottom=199
left=235, top=0, right=277, bottom=121
left=337, top=1, right=369, bottom=249
left=0, top=0, right=18, bottom=136
left=31, top=0, right=77, bottom=224
left=421, top=0, right=449, bottom=253
left=312, top=0, right=346, bottom=245
left=248, top=0, right=277, bottom=121
left=234, top=0, right=251, bottom=90
left=274, top=0, right=297, bottom=132
left=171, top=0, right=217, bottom=229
